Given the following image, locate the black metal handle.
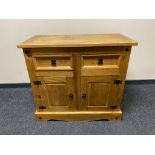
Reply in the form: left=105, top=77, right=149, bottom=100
left=98, top=58, right=103, bottom=65
left=51, top=59, right=56, bottom=66
left=39, top=106, right=46, bottom=110
left=33, top=80, right=41, bottom=86
left=69, top=93, right=73, bottom=98
left=82, top=93, right=86, bottom=99
left=114, top=80, right=122, bottom=85
left=110, top=105, right=117, bottom=109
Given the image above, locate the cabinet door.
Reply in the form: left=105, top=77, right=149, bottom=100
left=81, top=76, right=118, bottom=111
left=38, top=76, right=75, bottom=111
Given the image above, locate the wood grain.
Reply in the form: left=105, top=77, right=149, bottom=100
left=17, top=34, right=138, bottom=48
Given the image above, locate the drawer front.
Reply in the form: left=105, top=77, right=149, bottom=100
left=81, top=54, right=122, bottom=76
left=33, top=54, right=73, bottom=71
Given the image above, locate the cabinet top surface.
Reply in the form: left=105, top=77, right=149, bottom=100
left=17, top=33, right=138, bottom=48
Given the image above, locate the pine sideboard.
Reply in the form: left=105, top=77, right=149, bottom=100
left=17, top=34, right=138, bottom=121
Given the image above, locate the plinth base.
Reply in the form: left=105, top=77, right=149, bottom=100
left=35, top=109, right=122, bottom=121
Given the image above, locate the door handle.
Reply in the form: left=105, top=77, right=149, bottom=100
left=51, top=58, right=56, bottom=66
left=69, top=93, right=73, bottom=99
left=98, top=58, right=103, bottom=65
left=82, top=93, right=86, bottom=99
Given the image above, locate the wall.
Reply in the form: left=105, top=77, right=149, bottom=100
left=0, top=19, right=154, bottom=83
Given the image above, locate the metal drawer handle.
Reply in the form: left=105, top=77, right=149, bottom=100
left=39, top=106, right=46, bottom=110
left=69, top=93, right=73, bottom=99
left=98, top=58, right=103, bottom=65
left=82, top=93, right=86, bottom=99
left=51, top=59, right=56, bottom=66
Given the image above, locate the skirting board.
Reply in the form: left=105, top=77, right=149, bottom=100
left=0, top=80, right=155, bottom=88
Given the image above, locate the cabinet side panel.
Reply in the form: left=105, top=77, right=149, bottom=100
left=112, top=47, right=131, bottom=106
left=23, top=49, right=41, bottom=107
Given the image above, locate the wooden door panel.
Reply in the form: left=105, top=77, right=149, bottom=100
left=46, top=83, right=68, bottom=106
left=38, top=76, right=75, bottom=111
left=81, top=76, right=118, bottom=111
left=88, top=82, right=110, bottom=106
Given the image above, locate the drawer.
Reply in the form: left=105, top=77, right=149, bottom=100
left=81, top=54, right=122, bottom=76
left=33, top=54, right=73, bottom=71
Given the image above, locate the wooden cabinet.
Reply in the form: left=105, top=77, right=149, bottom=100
left=17, top=34, right=138, bottom=121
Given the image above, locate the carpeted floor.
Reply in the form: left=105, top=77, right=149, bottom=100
left=0, top=83, right=155, bottom=135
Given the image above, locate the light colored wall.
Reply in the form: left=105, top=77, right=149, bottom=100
left=0, top=19, right=155, bottom=83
